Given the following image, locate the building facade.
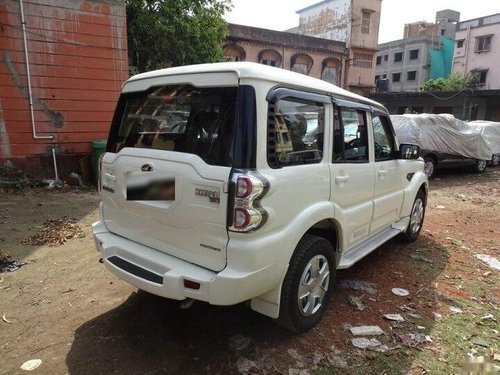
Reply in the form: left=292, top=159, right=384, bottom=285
left=224, top=24, right=347, bottom=86
left=375, top=36, right=444, bottom=92
left=453, top=13, right=500, bottom=89
left=375, top=10, right=459, bottom=92
left=295, top=0, right=382, bottom=96
left=0, top=0, right=128, bottom=178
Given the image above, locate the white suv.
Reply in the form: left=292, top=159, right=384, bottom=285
left=93, top=62, right=428, bottom=332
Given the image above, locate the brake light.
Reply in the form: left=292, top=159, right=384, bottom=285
left=236, top=176, right=252, bottom=198
left=229, top=171, right=269, bottom=232
left=233, top=207, right=251, bottom=229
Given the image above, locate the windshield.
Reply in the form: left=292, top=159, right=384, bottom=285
left=107, top=84, right=238, bottom=167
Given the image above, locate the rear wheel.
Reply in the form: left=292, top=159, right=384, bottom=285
left=400, top=190, right=426, bottom=243
left=277, top=235, right=335, bottom=332
left=473, top=159, right=487, bottom=173
left=423, top=157, right=436, bottom=178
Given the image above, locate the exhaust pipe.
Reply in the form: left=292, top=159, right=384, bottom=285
left=179, top=298, right=195, bottom=310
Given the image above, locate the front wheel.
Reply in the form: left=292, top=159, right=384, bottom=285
left=277, top=235, right=335, bottom=332
left=400, top=190, right=426, bottom=243
left=423, top=157, right=436, bottom=178
left=473, top=159, right=487, bottom=173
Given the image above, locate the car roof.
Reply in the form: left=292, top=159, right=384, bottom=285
left=127, top=62, right=382, bottom=109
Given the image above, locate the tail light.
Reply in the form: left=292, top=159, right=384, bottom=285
left=229, top=171, right=269, bottom=232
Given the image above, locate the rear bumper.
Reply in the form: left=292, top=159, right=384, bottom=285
left=92, top=220, right=276, bottom=305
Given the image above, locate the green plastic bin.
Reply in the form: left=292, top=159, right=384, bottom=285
left=91, top=139, right=107, bottom=184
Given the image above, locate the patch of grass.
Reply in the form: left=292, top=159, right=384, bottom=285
left=413, top=298, right=499, bottom=374
left=458, top=278, right=497, bottom=297
left=372, top=352, right=408, bottom=375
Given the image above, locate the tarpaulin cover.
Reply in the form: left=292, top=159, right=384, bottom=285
left=391, top=114, right=493, bottom=160
left=467, top=121, right=500, bottom=155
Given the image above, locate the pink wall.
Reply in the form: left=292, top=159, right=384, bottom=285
left=453, top=21, right=500, bottom=89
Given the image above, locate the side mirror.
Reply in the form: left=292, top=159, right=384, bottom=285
left=398, top=143, right=420, bottom=160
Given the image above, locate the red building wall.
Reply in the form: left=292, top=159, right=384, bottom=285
left=0, top=0, right=128, bottom=178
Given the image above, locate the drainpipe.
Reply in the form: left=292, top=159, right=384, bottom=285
left=19, top=0, right=53, bottom=139
left=463, top=25, right=471, bottom=75
left=343, top=50, right=350, bottom=89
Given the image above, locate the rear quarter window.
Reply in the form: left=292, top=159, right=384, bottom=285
left=268, top=98, right=325, bottom=167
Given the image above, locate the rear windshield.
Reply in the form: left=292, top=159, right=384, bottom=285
left=107, top=84, right=238, bottom=167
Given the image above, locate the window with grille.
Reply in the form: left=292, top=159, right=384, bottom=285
left=353, top=53, right=373, bottom=69
left=475, top=35, right=492, bottom=52
left=473, top=70, right=488, bottom=85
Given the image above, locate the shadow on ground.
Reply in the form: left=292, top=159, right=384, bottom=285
left=66, top=292, right=289, bottom=374
left=66, top=234, right=449, bottom=375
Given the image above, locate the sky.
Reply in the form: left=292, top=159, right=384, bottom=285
left=225, top=0, right=500, bottom=43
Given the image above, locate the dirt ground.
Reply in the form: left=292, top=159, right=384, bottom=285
left=0, top=168, right=499, bottom=375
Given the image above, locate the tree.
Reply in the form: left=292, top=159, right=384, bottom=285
left=420, top=73, right=479, bottom=92
left=126, top=0, right=232, bottom=73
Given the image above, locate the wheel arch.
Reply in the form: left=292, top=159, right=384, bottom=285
left=305, top=218, right=343, bottom=267
left=424, top=153, right=438, bottom=166
left=419, top=182, right=428, bottom=205
left=250, top=212, right=341, bottom=320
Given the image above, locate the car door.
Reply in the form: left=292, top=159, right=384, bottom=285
left=100, top=74, right=240, bottom=272
left=371, top=112, right=405, bottom=234
left=329, top=103, right=374, bottom=251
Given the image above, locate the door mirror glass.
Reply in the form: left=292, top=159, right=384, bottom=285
left=398, top=143, right=420, bottom=159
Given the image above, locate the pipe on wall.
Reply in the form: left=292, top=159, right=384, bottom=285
left=19, top=0, right=53, bottom=140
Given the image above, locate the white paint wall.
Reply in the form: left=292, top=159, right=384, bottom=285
left=298, top=0, right=352, bottom=43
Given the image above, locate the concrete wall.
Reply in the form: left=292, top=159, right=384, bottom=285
left=0, top=0, right=128, bottom=177
left=370, top=92, right=490, bottom=121
left=453, top=14, right=500, bottom=89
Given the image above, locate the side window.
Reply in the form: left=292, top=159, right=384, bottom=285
left=269, top=98, right=324, bottom=167
left=372, top=115, right=396, bottom=161
left=333, top=108, right=369, bottom=162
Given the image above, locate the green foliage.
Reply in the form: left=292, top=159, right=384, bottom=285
left=420, top=73, right=479, bottom=92
left=126, top=0, right=232, bottom=73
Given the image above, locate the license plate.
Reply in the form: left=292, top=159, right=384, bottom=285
left=127, top=176, right=175, bottom=201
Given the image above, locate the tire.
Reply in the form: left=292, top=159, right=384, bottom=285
left=400, top=190, right=426, bottom=243
left=473, top=159, right=487, bottom=173
left=490, top=154, right=499, bottom=167
left=423, top=157, right=436, bottom=178
left=277, top=235, right=335, bottom=332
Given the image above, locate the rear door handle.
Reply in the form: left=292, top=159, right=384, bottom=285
left=378, top=169, right=387, bottom=177
left=335, top=175, right=349, bottom=183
